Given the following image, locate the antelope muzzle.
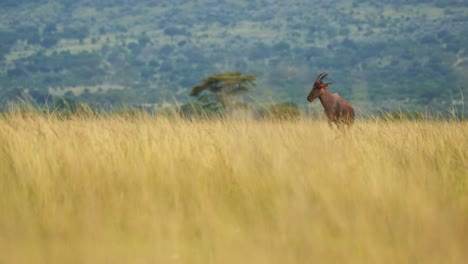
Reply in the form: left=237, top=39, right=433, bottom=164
left=307, top=93, right=318, bottom=102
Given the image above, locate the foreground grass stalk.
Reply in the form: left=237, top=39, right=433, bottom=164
left=0, top=112, right=467, bottom=263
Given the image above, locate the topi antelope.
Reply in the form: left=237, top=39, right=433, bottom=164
left=307, top=72, right=355, bottom=126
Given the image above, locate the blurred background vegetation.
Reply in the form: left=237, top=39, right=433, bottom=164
left=0, top=0, right=466, bottom=116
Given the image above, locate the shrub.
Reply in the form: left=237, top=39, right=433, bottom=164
left=259, top=102, right=301, bottom=121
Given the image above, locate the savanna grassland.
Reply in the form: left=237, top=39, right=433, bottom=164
left=0, top=112, right=467, bottom=264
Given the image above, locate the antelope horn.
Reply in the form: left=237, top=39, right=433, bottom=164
left=315, top=72, right=325, bottom=82
left=319, top=72, right=329, bottom=82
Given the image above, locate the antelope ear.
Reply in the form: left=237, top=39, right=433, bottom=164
left=325, top=82, right=332, bottom=86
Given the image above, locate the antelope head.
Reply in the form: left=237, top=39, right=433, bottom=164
left=307, top=72, right=332, bottom=102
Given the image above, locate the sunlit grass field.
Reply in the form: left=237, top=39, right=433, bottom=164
left=0, top=111, right=467, bottom=264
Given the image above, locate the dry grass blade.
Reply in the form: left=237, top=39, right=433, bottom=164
left=0, top=111, right=467, bottom=264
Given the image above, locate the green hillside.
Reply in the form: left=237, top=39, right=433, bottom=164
left=0, top=0, right=467, bottom=113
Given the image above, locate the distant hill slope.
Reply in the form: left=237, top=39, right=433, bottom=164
left=0, top=0, right=467, bottom=113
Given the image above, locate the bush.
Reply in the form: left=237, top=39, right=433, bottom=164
left=259, top=102, right=301, bottom=121
left=178, top=102, right=222, bottom=119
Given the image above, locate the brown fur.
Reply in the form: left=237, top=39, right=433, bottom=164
left=307, top=72, right=355, bottom=126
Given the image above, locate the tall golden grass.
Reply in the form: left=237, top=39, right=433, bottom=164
left=0, top=110, right=467, bottom=264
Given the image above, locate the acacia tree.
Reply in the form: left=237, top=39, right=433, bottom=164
left=190, top=72, right=256, bottom=111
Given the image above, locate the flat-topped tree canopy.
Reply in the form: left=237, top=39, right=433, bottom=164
left=190, top=72, right=257, bottom=111
left=190, top=72, right=256, bottom=97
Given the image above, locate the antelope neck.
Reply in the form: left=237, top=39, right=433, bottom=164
left=318, top=89, right=336, bottom=112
